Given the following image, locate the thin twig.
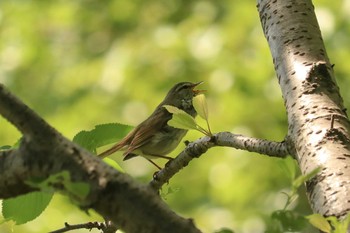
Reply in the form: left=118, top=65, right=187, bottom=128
left=50, top=222, right=103, bottom=233
left=150, top=132, right=289, bottom=190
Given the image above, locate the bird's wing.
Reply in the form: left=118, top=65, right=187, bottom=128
left=97, top=127, right=136, bottom=158
left=124, top=107, right=171, bottom=156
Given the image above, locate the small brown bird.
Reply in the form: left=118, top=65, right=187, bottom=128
left=98, top=81, right=204, bottom=168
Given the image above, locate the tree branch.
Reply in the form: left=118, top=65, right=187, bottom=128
left=0, top=85, right=56, bottom=146
left=0, top=84, right=201, bottom=233
left=0, top=82, right=290, bottom=232
left=150, top=132, right=289, bottom=190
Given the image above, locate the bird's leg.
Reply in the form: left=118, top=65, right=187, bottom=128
left=146, top=158, right=162, bottom=170
left=149, top=154, right=174, bottom=167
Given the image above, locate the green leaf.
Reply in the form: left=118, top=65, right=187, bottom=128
left=73, top=123, right=133, bottom=153
left=214, top=228, right=235, bottom=233
left=327, top=214, right=350, bottom=233
left=193, top=94, right=209, bottom=121
left=65, top=181, right=90, bottom=200
left=306, top=214, right=331, bottom=233
left=103, top=157, right=124, bottom=172
left=0, top=137, right=23, bottom=150
left=271, top=210, right=307, bottom=231
left=293, top=166, right=321, bottom=190
left=12, top=137, right=23, bottom=149
left=26, top=171, right=90, bottom=200
left=193, top=94, right=212, bottom=136
left=163, top=105, right=197, bottom=130
left=2, top=191, right=53, bottom=225
left=0, top=145, right=11, bottom=150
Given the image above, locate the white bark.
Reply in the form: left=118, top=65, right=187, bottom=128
left=257, top=0, right=350, bottom=219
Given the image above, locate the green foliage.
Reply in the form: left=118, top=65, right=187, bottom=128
left=267, top=162, right=325, bottom=232
left=193, top=94, right=209, bottom=121
left=2, top=192, right=53, bottom=225
left=293, top=167, right=321, bottom=193
left=0, top=0, right=348, bottom=232
left=0, top=138, right=22, bottom=151
left=269, top=210, right=308, bottom=232
left=193, top=94, right=212, bottom=135
left=278, top=156, right=321, bottom=210
left=164, top=105, right=198, bottom=130
left=0, top=123, right=129, bottom=228
left=306, top=214, right=332, bottom=233
left=103, top=157, right=125, bottom=172
left=73, top=122, right=131, bottom=172
left=160, top=186, right=180, bottom=200
left=327, top=214, right=350, bottom=233
left=73, top=123, right=133, bottom=153
left=305, top=214, right=350, bottom=233
left=286, top=166, right=321, bottom=210
left=164, top=94, right=212, bottom=136
left=26, top=171, right=90, bottom=200
left=2, top=171, right=91, bottom=226
left=0, top=145, right=11, bottom=150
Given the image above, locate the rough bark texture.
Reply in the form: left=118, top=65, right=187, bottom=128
left=0, top=84, right=202, bottom=233
left=2, top=0, right=349, bottom=231
left=257, top=0, right=350, bottom=219
left=0, top=83, right=288, bottom=232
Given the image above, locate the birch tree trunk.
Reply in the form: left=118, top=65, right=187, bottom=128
left=257, top=0, right=350, bottom=220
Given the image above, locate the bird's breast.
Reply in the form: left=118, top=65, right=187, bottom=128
left=141, top=126, right=187, bottom=157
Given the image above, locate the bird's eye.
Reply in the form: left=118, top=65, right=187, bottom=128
left=176, top=83, right=192, bottom=92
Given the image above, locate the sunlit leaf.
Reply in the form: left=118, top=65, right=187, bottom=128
left=327, top=214, right=350, bottom=233
left=103, top=157, right=124, bottom=172
left=163, top=105, right=197, bottom=130
left=193, top=94, right=212, bottom=135
left=2, top=191, right=53, bottom=225
left=193, top=94, right=208, bottom=121
left=306, top=214, right=331, bottom=233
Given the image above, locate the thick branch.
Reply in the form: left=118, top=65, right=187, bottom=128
left=0, top=84, right=201, bottom=233
left=0, top=85, right=56, bottom=145
left=150, top=132, right=289, bottom=190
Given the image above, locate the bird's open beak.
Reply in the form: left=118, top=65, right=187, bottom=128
left=191, top=81, right=206, bottom=96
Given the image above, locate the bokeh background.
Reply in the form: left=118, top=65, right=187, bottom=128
left=0, top=0, right=349, bottom=232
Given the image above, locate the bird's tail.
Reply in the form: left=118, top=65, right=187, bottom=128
left=98, top=143, right=124, bottom=158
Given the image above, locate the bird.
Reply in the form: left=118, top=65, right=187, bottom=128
left=98, top=81, right=204, bottom=169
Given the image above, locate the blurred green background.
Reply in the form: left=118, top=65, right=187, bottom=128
left=0, top=0, right=349, bottom=232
